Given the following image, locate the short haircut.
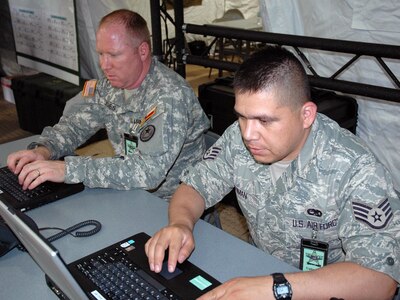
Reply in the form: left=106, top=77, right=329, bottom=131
left=233, top=45, right=311, bottom=109
left=99, top=9, right=151, bottom=49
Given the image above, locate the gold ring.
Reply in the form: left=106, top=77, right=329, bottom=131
left=36, top=169, right=40, bottom=177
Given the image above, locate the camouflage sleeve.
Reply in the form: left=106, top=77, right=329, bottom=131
left=338, top=154, right=400, bottom=282
left=35, top=95, right=106, bottom=160
left=64, top=94, right=191, bottom=191
left=181, top=123, right=239, bottom=208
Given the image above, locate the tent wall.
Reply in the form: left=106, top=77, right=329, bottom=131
left=259, top=0, right=400, bottom=190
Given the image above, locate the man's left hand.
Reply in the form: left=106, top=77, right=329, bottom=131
left=17, top=160, right=66, bottom=190
left=198, top=276, right=272, bottom=300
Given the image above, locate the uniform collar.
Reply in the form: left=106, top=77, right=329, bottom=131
left=123, top=58, right=157, bottom=109
left=297, top=116, right=320, bottom=171
left=104, top=58, right=157, bottom=113
left=274, top=115, right=322, bottom=191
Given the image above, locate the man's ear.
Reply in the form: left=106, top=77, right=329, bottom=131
left=302, top=101, right=317, bottom=129
left=138, top=42, right=150, bottom=61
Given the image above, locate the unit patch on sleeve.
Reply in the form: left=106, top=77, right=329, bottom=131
left=82, top=79, right=97, bottom=97
left=352, top=198, right=393, bottom=229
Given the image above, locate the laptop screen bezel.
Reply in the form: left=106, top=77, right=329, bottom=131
left=0, top=196, right=88, bottom=299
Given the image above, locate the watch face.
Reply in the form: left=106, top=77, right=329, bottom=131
left=276, top=285, right=289, bottom=294
left=273, top=273, right=292, bottom=299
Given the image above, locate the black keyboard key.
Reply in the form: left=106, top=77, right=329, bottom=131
left=77, top=249, right=173, bottom=300
left=0, top=167, right=55, bottom=203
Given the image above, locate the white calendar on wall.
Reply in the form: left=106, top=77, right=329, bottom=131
left=9, top=0, right=80, bottom=85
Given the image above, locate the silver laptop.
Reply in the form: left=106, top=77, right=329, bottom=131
left=0, top=198, right=220, bottom=300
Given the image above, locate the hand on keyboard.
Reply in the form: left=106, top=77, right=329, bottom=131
left=7, top=146, right=50, bottom=175
left=16, top=160, right=66, bottom=190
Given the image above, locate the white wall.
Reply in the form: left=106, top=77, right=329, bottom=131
left=259, top=0, right=400, bottom=190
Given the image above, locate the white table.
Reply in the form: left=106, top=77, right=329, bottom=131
left=0, top=137, right=298, bottom=299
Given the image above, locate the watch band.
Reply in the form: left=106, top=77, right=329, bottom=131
left=27, top=142, right=42, bottom=150
left=272, top=273, right=292, bottom=300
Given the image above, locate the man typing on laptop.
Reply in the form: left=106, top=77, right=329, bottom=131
left=145, top=46, right=400, bottom=299
left=7, top=9, right=209, bottom=201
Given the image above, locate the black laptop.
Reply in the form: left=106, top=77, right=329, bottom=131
left=0, top=198, right=220, bottom=300
left=0, top=166, right=84, bottom=212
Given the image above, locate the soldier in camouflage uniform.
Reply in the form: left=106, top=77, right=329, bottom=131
left=7, top=9, right=209, bottom=200
left=146, top=46, right=400, bottom=299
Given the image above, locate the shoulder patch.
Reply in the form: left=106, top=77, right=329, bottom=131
left=352, top=198, right=393, bottom=229
left=82, top=79, right=97, bottom=97
left=203, top=146, right=222, bottom=160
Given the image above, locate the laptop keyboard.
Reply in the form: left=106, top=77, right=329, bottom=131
left=77, top=246, right=180, bottom=300
left=0, top=167, right=53, bottom=203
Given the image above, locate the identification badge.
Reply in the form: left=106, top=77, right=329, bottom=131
left=124, top=133, right=138, bottom=155
left=299, top=238, right=329, bottom=271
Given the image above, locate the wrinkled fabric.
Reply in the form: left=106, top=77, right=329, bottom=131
left=31, top=58, right=210, bottom=200
left=182, top=114, right=400, bottom=282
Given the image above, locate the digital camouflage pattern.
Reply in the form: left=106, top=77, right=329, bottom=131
left=182, top=113, right=400, bottom=282
left=30, top=58, right=210, bottom=200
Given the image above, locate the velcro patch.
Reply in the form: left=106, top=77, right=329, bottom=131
left=352, top=198, right=393, bottom=229
left=203, top=146, right=222, bottom=160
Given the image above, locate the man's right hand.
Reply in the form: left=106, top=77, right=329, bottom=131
left=7, top=146, right=50, bottom=175
left=145, top=184, right=206, bottom=275
left=145, top=224, right=195, bottom=274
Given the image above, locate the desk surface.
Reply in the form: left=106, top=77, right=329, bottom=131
left=0, top=137, right=298, bottom=299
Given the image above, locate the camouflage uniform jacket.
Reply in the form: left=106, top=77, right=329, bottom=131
left=31, top=58, right=210, bottom=200
left=182, top=113, right=400, bottom=282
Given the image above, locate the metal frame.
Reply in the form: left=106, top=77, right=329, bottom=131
left=151, top=0, right=400, bottom=102
left=183, top=23, right=400, bottom=102
left=150, top=0, right=186, bottom=77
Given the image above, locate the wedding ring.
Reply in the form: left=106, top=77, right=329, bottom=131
left=36, top=169, right=40, bottom=177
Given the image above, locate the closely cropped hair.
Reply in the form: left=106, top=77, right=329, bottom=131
left=99, top=9, right=151, bottom=49
left=233, top=45, right=311, bottom=109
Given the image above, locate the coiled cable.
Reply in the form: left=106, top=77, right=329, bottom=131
left=17, top=219, right=102, bottom=252
left=45, top=220, right=102, bottom=242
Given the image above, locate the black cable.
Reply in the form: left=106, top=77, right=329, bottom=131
left=43, top=220, right=102, bottom=242
left=17, top=220, right=102, bottom=252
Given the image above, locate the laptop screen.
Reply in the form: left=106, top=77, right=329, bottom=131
left=0, top=198, right=88, bottom=299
